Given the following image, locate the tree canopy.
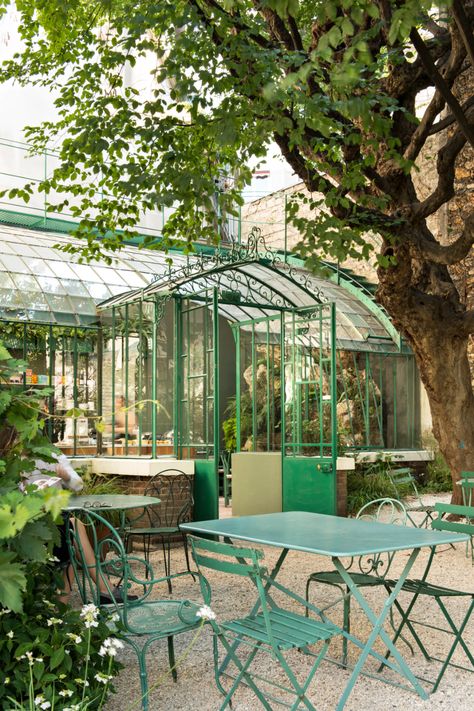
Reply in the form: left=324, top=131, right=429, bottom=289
left=2, top=0, right=474, bottom=490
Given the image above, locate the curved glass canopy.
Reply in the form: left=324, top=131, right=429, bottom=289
left=101, top=232, right=400, bottom=353
left=0, top=222, right=400, bottom=351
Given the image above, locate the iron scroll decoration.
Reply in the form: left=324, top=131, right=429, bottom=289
left=148, top=226, right=328, bottom=306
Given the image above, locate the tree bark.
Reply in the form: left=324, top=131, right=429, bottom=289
left=377, top=232, right=474, bottom=504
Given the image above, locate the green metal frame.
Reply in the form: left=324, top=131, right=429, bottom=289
left=384, top=503, right=474, bottom=693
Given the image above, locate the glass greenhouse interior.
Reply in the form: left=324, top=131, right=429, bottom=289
left=0, top=219, right=420, bottom=517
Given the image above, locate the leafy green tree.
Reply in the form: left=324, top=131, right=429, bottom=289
left=1, top=0, right=474, bottom=498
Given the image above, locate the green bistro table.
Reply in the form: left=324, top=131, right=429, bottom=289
left=67, top=494, right=161, bottom=537
left=181, top=511, right=469, bottom=710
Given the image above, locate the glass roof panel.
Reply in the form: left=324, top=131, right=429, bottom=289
left=0, top=223, right=184, bottom=326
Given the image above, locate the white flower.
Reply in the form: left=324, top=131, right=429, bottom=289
left=6, top=630, right=13, bottom=638
left=47, top=555, right=60, bottom=563
left=98, top=637, right=124, bottom=657
left=34, top=696, right=51, bottom=709
left=19, top=651, right=34, bottom=666
left=196, top=605, right=216, bottom=621
left=63, top=705, right=82, bottom=711
left=80, top=603, right=99, bottom=628
left=94, top=672, right=113, bottom=684
left=5, top=677, right=9, bottom=684
left=36, top=657, right=44, bottom=663
left=67, top=633, right=82, bottom=644
left=59, top=689, right=74, bottom=698
left=109, top=612, right=120, bottom=622
left=74, top=678, right=89, bottom=687
left=46, top=617, right=63, bottom=626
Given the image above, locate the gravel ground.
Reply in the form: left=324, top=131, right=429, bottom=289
left=102, top=495, right=474, bottom=711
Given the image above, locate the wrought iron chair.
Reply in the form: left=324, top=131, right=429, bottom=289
left=189, top=535, right=341, bottom=710
left=385, top=467, right=436, bottom=528
left=383, top=502, right=474, bottom=692
left=305, top=497, right=408, bottom=666
left=66, top=509, right=205, bottom=711
left=124, top=470, right=194, bottom=593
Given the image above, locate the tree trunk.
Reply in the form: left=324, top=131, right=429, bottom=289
left=377, top=245, right=474, bottom=503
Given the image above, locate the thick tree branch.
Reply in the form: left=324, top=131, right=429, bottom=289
left=452, top=0, right=474, bottom=70
left=428, top=95, right=474, bottom=134
left=412, top=213, right=474, bottom=265
left=410, top=27, right=474, bottom=149
left=414, top=126, right=468, bottom=218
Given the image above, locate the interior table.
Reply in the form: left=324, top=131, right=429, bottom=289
left=181, top=511, right=469, bottom=710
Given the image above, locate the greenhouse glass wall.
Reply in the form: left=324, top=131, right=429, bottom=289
left=0, top=219, right=421, bottom=518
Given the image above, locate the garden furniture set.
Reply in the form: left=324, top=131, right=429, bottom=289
left=65, top=478, right=474, bottom=711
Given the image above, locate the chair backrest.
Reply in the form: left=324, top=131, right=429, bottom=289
left=431, top=503, right=474, bottom=537
left=145, top=470, right=194, bottom=528
left=353, top=497, right=408, bottom=578
left=459, top=472, right=474, bottom=506
left=66, top=509, right=151, bottom=615
left=189, top=535, right=271, bottom=618
left=386, top=467, right=422, bottom=501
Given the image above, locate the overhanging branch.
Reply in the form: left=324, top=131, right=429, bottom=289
left=410, top=27, right=474, bottom=149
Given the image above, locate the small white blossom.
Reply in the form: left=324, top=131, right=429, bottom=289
left=74, top=678, right=89, bottom=687
left=46, top=617, right=63, bottom=626
left=98, top=637, right=124, bottom=657
left=36, top=657, right=43, bottom=663
left=196, top=605, right=216, bottom=621
left=63, top=705, right=81, bottom=711
left=58, top=689, right=74, bottom=698
left=66, top=633, right=82, bottom=644
left=19, top=651, right=34, bottom=666
left=80, top=603, right=99, bottom=628
left=5, top=677, right=9, bottom=684
left=109, top=612, right=120, bottom=622
left=94, top=672, right=113, bottom=684
left=47, top=555, right=60, bottom=563
left=6, top=630, right=13, bottom=638
left=34, top=695, right=51, bottom=709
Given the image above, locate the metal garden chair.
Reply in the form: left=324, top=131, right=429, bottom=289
left=305, top=497, right=408, bottom=667
left=189, top=534, right=341, bottom=711
left=383, top=502, right=474, bottom=692
left=385, top=467, right=436, bottom=528
left=66, top=509, right=205, bottom=711
left=457, top=471, right=474, bottom=560
left=124, top=470, right=194, bottom=592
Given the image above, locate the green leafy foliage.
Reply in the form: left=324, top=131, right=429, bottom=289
left=0, top=563, right=122, bottom=709
left=0, top=343, right=68, bottom=611
left=0, top=0, right=453, bottom=265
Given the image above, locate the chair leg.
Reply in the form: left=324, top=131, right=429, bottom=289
left=162, top=538, right=172, bottom=593
left=182, top=533, right=195, bottom=580
left=167, top=635, right=178, bottom=682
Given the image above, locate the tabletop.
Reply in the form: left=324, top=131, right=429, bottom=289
left=66, top=494, right=161, bottom=511
left=180, top=511, right=469, bottom=557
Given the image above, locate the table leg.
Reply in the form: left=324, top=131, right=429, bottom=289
left=332, top=549, right=429, bottom=710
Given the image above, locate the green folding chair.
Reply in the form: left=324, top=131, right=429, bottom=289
left=66, top=509, right=205, bottom=711
left=383, top=503, right=474, bottom=692
left=386, top=467, right=436, bottom=528
left=189, top=535, right=341, bottom=710
left=306, top=498, right=408, bottom=666
left=458, top=472, right=474, bottom=560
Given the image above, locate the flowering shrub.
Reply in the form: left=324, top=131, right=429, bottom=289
left=0, top=565, right=122, bottom=709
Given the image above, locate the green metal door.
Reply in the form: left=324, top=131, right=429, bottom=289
left=175, top=290, right=219, bottom=521
left=282, top=304, right=337, bottom=514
